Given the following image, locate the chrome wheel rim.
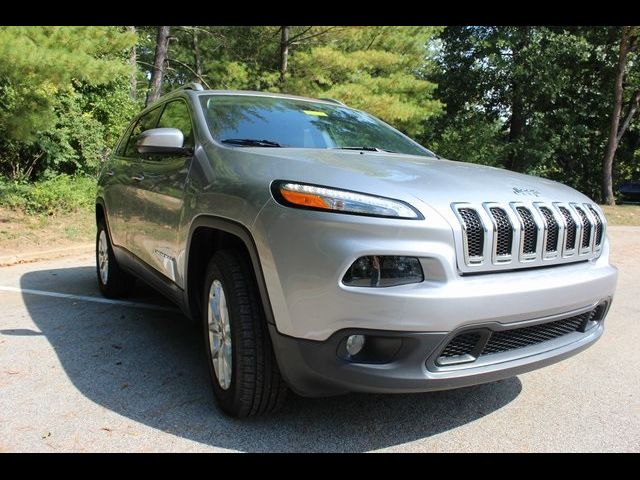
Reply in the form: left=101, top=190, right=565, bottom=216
left=207, top=279, right=232, bottom=390
left=98, top=230, right=109, bottom=285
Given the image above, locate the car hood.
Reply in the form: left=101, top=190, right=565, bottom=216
left=236, top=148, right=593, bottom=210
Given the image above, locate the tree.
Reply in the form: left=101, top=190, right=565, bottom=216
left=0, top=26, right=137, bottom=179
left=286, top=26, right=444, bottom=137
left=279, top=26, right=289, bottom=84
left=146, top=26, right=171, bottom=106
left=427, top=26, right=640, bottom=201
left=127, top=26, right=137, bottom=101
left=602, top=26, right=639, bottom=205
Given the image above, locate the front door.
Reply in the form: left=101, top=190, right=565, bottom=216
left=127, top=99, right=194, bottom=286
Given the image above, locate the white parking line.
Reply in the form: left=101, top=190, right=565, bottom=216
left=0, top=286, right=180, bottom=312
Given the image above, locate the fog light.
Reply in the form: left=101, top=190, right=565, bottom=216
left=342, top=256, right=424, bottom=287
left=346, top=334, right=366, bottom=356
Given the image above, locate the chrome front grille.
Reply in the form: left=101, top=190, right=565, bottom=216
left=452, top=202, right=605, bottom=272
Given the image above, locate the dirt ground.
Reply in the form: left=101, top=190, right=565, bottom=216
left=0, top=208, right=95, bottom=258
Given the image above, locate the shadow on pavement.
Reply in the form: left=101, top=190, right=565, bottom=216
left=20, top=265, right=522, bottom=452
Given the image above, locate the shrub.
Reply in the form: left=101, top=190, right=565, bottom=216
left=0, top=175, right=96, bottom=215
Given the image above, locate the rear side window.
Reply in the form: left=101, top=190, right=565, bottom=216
left=157, top=100, right=194, bottom=148
left=123, top=107, right=162, bottom=158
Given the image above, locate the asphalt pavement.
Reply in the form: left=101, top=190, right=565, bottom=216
left=0, top=228, right=638, bottom=452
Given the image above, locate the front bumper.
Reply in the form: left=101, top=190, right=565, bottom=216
left=269, top=309, right=606, bottom=397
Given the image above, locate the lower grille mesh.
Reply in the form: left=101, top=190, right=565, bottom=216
left=439, top=332, right=481, bottom=358
left=436, top=306, right=603, bottom=365
left=481, top=311, right=595, bottom=355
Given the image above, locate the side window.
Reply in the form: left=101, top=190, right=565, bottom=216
left=157, top=100, right=194, bottom=148
left=114, top=123, right=134, bottom=157
left=124, top=107, right=162, bottom=158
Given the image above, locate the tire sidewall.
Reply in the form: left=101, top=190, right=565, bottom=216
left=202, top=260, right=240, bottom=412
left=96, top=222, right=112, bottom=294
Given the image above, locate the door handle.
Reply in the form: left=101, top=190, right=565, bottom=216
left=132, top=174, right=145, bottom=182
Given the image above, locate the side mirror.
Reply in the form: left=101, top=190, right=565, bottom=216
left=137, top=128, right=192, bottom=155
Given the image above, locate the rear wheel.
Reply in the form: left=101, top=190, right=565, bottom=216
left=96, top=220, right=135, bottom=298
left=203, top=249, right=288, bottom=417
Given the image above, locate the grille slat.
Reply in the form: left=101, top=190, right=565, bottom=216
left=539, top=206, right=559, bottom=253
left=437, top=306, right=604, bottom=366
left=458, top=208, right=484, bottom=260
left=558, top=206, right=577, bottom=251
left=516, top=206, right=538, bottom=256
left=490, top=207, right=513, bottom=257
left=588, top=206, right=604, bottom=246
left=575, top=206, right=592, bottom=249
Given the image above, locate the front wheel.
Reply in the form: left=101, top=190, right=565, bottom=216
left=203, top=250, right=288, bottom=417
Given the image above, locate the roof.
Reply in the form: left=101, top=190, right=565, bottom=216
left=175, top=83, right=345, bottom=106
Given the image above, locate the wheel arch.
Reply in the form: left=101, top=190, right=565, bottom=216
left=185, top=215, right=276, bottom=327
left=95, top=197, right=106, bottom=224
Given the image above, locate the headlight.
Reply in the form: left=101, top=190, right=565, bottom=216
left=272, top=181, right=423, bottom=219
left=343, top=256, right=424, bottom=287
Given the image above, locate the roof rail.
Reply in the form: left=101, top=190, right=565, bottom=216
left=178, top=82, right=204, bottom=92
left=318, top=97, right=346, bottom=106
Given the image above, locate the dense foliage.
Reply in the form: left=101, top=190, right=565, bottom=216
left=0, top=25, right=638, bottom=210
left=424, top=26, right=639, bottom=200
left=0, top=26, right=137, bottom=180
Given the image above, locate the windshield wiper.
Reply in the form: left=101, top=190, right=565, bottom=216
left=220, top=138, right=282, bottom=147
left=332, top=146, right=394, bottom=153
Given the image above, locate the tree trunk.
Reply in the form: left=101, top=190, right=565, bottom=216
left=616, top=89, right=640, bottom=145
left=279, top=26, right=289, bottom=85
left=602, top=26, right=632, bottom=206
left=505, top=27, right=528, bottom=172
left=193, top=28, right=203, bottom=79
left=506, top=82, right=526, bottom=171
left=146, top=26, right=171, bottom=106
left=127, top=26, right=137, bottom=101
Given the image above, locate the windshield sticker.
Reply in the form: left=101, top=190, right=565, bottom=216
left=303, top=110, right=328, bottom=117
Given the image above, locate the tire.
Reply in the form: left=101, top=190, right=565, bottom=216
left=202, top=249, right=288, bottom=417
left=96, top=219, right=135, bottom=298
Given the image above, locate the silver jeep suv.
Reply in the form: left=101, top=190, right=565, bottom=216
left=96, top=83, right=618, bottom=417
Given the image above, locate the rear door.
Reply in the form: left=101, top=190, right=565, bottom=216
left=127, top=99, right=194, bottom=285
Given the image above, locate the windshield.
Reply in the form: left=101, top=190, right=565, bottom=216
left=199, top=94, right=436, bottom=157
